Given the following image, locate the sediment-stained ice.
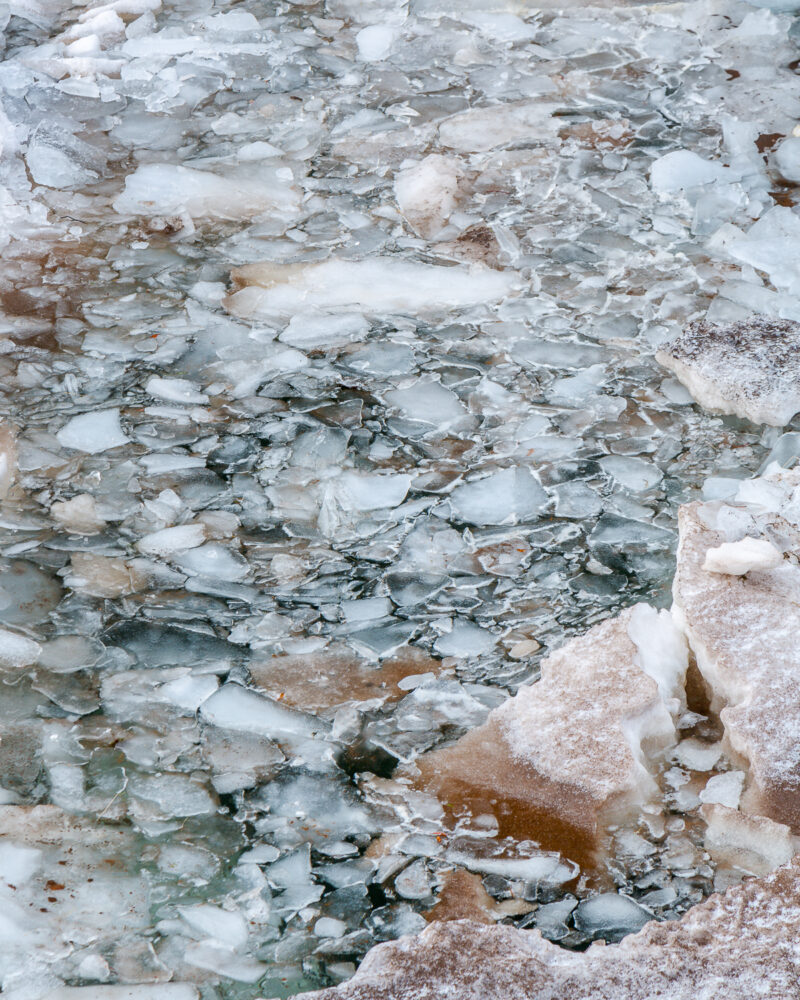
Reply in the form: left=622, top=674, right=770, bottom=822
left=286, top=858, right=800, bottom=1000
left=673, top=467, right=800, bottom=830
left=416, top=606, right=687, bottom=860
left=656, top=318, right=800, bottom=426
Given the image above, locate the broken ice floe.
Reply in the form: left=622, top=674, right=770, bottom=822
left=2, top=0, right=800, bottom=993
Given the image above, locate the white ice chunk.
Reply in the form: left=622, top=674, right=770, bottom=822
left=394, top=154, right=465, bottom=239
left=650, top=150, right=735, bottom=193
left=225, top=259, right=516, bottom=319
left=137, top=524, right=207, bottom=557
left=627, top=604, right=688, bottom=709
left=113, top=164, right=299, bottom=222
left=774, top=135, right=800, bottom=183
left=57, top=410, right=129, bottom=454
left=356, top=24, right=396, bottom=60
left=699, top=771, right=746, bottom=809
left=703, top=537, right=783, bottom=575
left=672, top=739, right=724, bottom=772
left=145, top=377, right=208, bottom=404
left=0, top=627, right=41, bottom=668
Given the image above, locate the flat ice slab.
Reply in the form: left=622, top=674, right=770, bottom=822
left=655, top=317, right=800, bottom=426
left=286, top=857, right=800, bottom=1000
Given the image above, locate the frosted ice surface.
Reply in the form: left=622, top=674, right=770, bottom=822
left=656, top=318, right=800, bottom=426
left=673, top=467, right=800, bottom=830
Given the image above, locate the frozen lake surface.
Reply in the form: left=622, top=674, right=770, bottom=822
left=0, top=0, right=798, bottom=995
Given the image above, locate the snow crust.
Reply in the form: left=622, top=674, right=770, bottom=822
left=288, top=858, right=800, bottom=1000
